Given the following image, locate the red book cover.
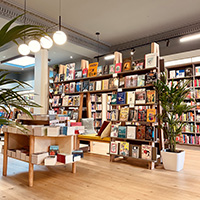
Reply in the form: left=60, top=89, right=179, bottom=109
left=82, top=68, right=88, bottom=78
left=70, top=122, right=82, bottom=126
left=115, top=63, right=122, bottom=73
left=57, top=154, right=65, bottom=164
left=136, top=126, right=145, bottom=140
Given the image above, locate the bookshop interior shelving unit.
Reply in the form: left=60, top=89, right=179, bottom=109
left=3, top=119, right=77, bottom=187
left=166, top=62, right=200, bottom=146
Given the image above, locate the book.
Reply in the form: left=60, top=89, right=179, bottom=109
left=127, top=126, right=136, bottom=139
left=146, top=71, right=157, bottom=85
left=141, top=145, right=152, bottom=160
left=54, top=74, right=59, bottom=82
left=111, top=109, right=118, bottom=121
left=72, top=110, right=79, bottom=121
left=126, top=91, right=135, bottom=105
left=135, top=62, right=144, bottom=70
left=110, top=125, right=118, bottom=137
left=89, top=81, right=95, bottom=91
left=120, top=107, right=129, bottom=121
left=59, top=85, right=63, bottom=94
left=137, top=75, right=145, bottom=86
left=145, top=126, right=154, bottom=140
left=68, top=96, right=73, bottom=106
left=62, top=96, right=69, bottom=106
left=129, top=109, right=138, bottom=122
left=115, top=63, right=122, bottom=73
left=119, top=77, right=125, bottom=88
left=76, top=82, right=82, bottom=92
left=136, top=125, right=146, bottom=140
left=70, top=82, right=75, bottom=93
left=117, top=92, right=126, bottom=104
left=176, top=70, right=185, bottom=78
left=146, top=90, right=156, bottom=103
left=103, top=65, right=109, bottom=74
left=82, top=67, right=88, bottom=78
left=75, top=70, right=82, bottom=79
left=102, top=79, right=109, bottom=90
left=111, top=94, right=117, bottom=104
left=108, top=78, right=118, bottom=89
left=66, top=63, right=75, bottom=80
left=125, top=75, right=137, bottom=87
left=110, top=141, right=119, bottom=154
left=59, top=74, right=65, bottom=82
left=82, top=80, right=89, bottom=91
left=96, top=80, right=102, bottom=90
left=196, top=66, right=200, bottom=75
left=185, top=67, right=193, bottom=77
left=145, top=53, right=157, bottom=68
left=135, top=89, right=146, bottom=104
left=130, top=145, right=140, bottom=158
left=52, top=96, right=60, bottom=107
left=73, top=95, right=80, bottom=106
left=63, top=84, right=70, bottom=93
left=109, top=64, right=115, bottom=74
left=88, top=62, right=98, bottom=77
left=138, top=108, right=146, bottom=121
left=170, top=70, right=176, bottom=79
left=49, top=145, right=59, bottom=156
left=119, top=142, right=129, bottom=156
left=118, top=126, right=126, bottom=138
left=123, top=58, right=131, bottom=71
left=146, top=109, right=156, bottom=122
left=97, top=65, right=103, bottom=76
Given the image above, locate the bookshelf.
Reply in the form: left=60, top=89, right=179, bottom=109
left=166, top=62, right=200, bottom=146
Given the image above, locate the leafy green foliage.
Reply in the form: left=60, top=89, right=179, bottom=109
left=154, top=73, right=195, bottom=152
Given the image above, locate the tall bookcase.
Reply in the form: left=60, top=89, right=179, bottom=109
left=166, top=62, right=200, bottom=146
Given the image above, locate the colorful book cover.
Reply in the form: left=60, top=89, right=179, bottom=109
left=82, top=67, right=88, bottom=78
left=54, top=74, right=59, bottom=82
left=54, top=85, right=59, bottom=95
left=131, top=145, right=140, bottom=158
left=145, top=53, right=157, bottom=68
left=145, top=126, right=154, bottom=140
left=102, top=65, right=109, bottom=74
left=109, top=64, right=115, bottom=74
left=135, top=89, right=146, bottom=104
left=64, top=84, right=70, bottom=93
left=136, top=125, right=146, bottom=140
left=123, top=58, right=131, bottom=71
left=88, top=62, right=98, bottom=77
left=129, top=109, right=138, bottom=122
left=110, top=141, right=119, bottom=154
left=96, top=80, right=102, bottom=90
left=73, top=95, right=80, bottom=106
left=146, top=71, right=157, bottom=85
left=119, top=77, right=125, bottom=88
left=125, top=75, right=137, bottom=87
left=118, top=126, right=127, bottom=138
left=126, top=91, right=135, bottom=104
left=119, top=142, right=129, bottom=156
left=59, top=74, right=65, bottom=82
left=72, top=110, right=79, bottom=121
left=102, top=79, right=109, bottom=90
left=110, top=125, right=118, bottom=137
left=117, top=92, right=126, bottom=104
left=141, top=145, right=152, bottom=160
left=127, top=126, right=136, bottom=139
left=120, top=107, right=129, bottom=121
left=75, top=70, right=82, bottom=79
left=82, top=80, right=89, bottom=91
left=49, top=145, right=59, bottom=155
left=135, top=62, right=144, bottom=70
left=76, top=82, right=82, bottom=92
left=109, top=78, right=118, bottom=89
left=70, top=82, right=75, bottom=93
left=97, top=65, right=103, bottom=76
left=52, top=96, right=60, bottom=107
left=115, top=63, right=122, bottom=73
left=66, top=63, right=75, bottom=80
left=59, top=85, right=63, bottom=94
left=62, top=96, right=69, bottom=106
left=138, top=108, right=146, bottom=121
left=111, top=94, right=117, bottom=104
left=146, top=90, right=156, bottom=103
left=111, top=109, right=118, bottom=121
left=89, top=81, right=95, bottom=91
left=137, top=75, right=145, bottom=86
left=147, top=109, right=156, bottom=122
left=68, top=96, right=73, bottom=106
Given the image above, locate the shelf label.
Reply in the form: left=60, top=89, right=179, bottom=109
left=129, top=103, right=135, bottom=108
left=113, top=73, right=117, bottom=77
left=118, top=88, right=122, bottom=92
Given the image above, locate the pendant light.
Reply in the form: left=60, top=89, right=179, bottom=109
left=28, top=40, right=41, bottom=53
left=40, top=36, right=53, bottom=49
left=18, top=0, right=30, bottom=55
left=53, top=0, right=67, bottom=45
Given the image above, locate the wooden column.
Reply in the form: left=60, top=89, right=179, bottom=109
left=3, top=132, right=8, bottom=176
left=78, top=93, right=84, bottom=122
left=29, top=135, right=34, bottom=187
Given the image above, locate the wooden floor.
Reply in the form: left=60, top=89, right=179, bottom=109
left=0, top=146, right=200, bottom=200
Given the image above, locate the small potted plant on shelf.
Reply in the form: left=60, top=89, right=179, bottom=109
left=154, top=74, right=194, bottom=171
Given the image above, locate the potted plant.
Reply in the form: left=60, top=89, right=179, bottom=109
left=154, top=74, right=194, bottom=171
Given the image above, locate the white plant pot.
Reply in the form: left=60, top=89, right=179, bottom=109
left=161, top=150, right=185, bottom=171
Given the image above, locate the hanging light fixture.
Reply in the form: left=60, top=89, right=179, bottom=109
left=28, top=40, right=41, bottom=53
left=53, top=0, right=67, bottom=45
left=40, top=36, right=53, bottom=49
left=18, top=0, right=30, bottom=56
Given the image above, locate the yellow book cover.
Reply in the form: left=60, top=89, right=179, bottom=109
left=147, top=109, right=156, bottom=122
left=88, top=62, right=98, bottom=77
left=120, top=107, right=129, bottom=121
left=146, top=90, right=156, bottom=103
left=120, top=142, right=129, bottom=156
left=102, top=79, right=109, bottom=90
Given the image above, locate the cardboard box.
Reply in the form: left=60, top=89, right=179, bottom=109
left=57, top=153, right=73, bottom=164
left=44, top=156, right=57, bottom=165
left=31, top=152, right=49, bottom=164
left=47, top=127, right=60, bottom=136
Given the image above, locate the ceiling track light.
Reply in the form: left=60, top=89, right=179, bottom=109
left=130, top=48, right=136, bottom=56
left=180, top=33, right=200, bottom=42
left=53, top=0, right=67, bottom=45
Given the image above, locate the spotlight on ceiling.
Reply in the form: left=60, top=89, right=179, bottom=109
left=130, top=48, right=136, bottom=56
left=104, top=54, right=115, bottom=60
left=166, top=39, right=170, bottom=47
left=180, top=33, right=200, bottom=42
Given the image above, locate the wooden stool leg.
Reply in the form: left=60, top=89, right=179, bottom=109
left=90, top=141, right=93, bottom=152
left=72, top=162, right=76, bottom=173
left=29, top=135, right=34, bottom=187
left=3, top=133, right=8, bottom=176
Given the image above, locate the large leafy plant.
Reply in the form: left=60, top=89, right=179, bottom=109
left=154, top=74, right=194, bottom=152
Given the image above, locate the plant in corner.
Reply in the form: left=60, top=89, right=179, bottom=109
left=154, top=74, right=195, bottom=171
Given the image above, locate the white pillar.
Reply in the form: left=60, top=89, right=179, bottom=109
left=34, top=49, right=49, bottom=114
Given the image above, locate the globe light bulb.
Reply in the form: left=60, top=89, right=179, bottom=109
left=40, top=36, right=53, bottom=49
left=18, top=44, right=30, bottom=56
left=28, top=40, right=41, bottom=53
left=53, top=30, right=67, bottom=45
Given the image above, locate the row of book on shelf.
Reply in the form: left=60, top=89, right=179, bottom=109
left=110, top=142, right=156, bottom=160
left=182, top=124, right=200, bottom=133
left=54, top=53, right=158, bottom=82
left=176, top=134, right=200, bottom=145
left=110, top=125, right=156, bottom=141
left=107, top=106, right=156, bottom=123
left=53, top=71, right=157, bottom=94
left=92, top=112, right=102, bottom=120
left=51, top=108, right=79, bottom=121
left=52, top=95, right=80, bottom=107
left=169, top=67, right=193, bottom=79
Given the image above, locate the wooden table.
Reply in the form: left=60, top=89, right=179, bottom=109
left=3, top=132, right=77, bottom=187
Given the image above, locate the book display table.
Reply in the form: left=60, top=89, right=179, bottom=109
left=3, top=132, right=77, bottom=187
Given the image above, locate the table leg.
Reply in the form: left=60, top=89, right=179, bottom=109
left=29, top=135, right=34, bottom=187
left=72, top=162, right=76, bottom=174
left=3, top=132, right=8, bottom=176
left=90, top=141, right=93, bottom=152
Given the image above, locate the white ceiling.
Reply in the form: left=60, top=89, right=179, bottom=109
left=7, top=0, right=200, bottom=45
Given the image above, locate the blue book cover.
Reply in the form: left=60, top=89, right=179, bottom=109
left=76, top=82, right=82, bottom=92
left=118, top=126, right=126, bottom=138
left=117, top=92, right=126, bottom=104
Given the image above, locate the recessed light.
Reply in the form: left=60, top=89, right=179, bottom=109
left=3, top=56, right=6, bottom=58
left=70, top=56, right=73, bottom=59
